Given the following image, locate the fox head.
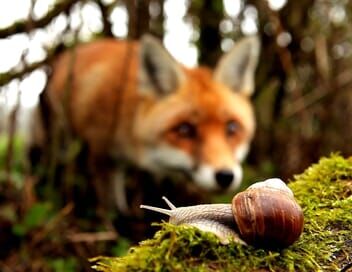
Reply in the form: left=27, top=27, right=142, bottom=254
left=133, top=35, right=260, bottom=192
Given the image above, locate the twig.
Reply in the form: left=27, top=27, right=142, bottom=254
left=284, top=70, right=352, bottom=118
left=66, top=231, right=118, bottom=243
left=31, top=202, right=74, bottom=245
left=0, top=56, right=52, bottom=87
left=0, top=0, right=79, bottom=38
left=284, top=87, right=330, bottom=118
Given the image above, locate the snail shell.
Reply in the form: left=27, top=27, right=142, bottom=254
left=232, top=179, right=304, bottom=247
left=140, top=178, right=304, bottom=247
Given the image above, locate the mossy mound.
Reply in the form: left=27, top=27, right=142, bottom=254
left=91, top=155, right=352, bottom=272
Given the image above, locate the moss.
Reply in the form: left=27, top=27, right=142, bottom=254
left=91, top=155, right=352, bottom=272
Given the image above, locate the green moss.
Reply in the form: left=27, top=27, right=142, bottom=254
left=91, top=155, right=352, bottom=272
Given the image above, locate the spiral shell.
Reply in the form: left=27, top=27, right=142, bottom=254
left=232, top=179, right=304, bottom=247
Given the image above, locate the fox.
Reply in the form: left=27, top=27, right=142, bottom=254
left=31, top=35, right=260, bottom=214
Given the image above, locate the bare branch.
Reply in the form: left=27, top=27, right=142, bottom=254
left=31, top=203, right=74, bottom=246
left=0, top=54, right=52, bottom=87
left=0, top=0, right=79, bottom=38
left=66, top=231, right=118, bottom=243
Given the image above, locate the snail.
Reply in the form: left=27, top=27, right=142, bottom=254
left=140, top=178, right=304, bottom=248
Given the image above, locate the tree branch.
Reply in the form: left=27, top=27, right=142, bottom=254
left=0, top=0, right=79, bottom=38
left=0, top=56, right=50, bottom=87
left=95, top=0, right=114, bottom=37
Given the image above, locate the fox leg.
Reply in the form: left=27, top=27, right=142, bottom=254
left=112, top=169, right=130, bottom=215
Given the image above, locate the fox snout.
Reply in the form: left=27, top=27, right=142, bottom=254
left=192, top=163, right=243, bottom=192
left=215, top=169, right=235, bottom=189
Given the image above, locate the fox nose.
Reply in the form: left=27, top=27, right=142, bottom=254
left=215, top=169, right=234, bottom=189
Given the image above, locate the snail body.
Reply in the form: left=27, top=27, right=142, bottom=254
left=140, top=178, right=304, bottom=248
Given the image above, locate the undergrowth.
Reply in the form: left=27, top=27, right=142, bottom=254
left=91, top=155, right=352, bottom=272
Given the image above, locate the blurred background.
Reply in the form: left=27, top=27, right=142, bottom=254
left=0, top=0, right=351, bottom=271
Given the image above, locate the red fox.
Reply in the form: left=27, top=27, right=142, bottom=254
left=31, top=35, right=260, bottom=213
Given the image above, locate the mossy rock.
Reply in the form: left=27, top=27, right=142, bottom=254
left=91, top=155, right=352, bottom=272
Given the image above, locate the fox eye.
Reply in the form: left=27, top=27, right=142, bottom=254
left=172, top=122, right=197, bottom=139
left=226, top=120, right=240, bottom=136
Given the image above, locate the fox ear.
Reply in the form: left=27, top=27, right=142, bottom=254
left=214, top=36, right=260, bottom=96
left=139, top=35, right=185, bottom=96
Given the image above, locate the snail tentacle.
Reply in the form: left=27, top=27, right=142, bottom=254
left=140, top=196, right=177, bottom=215
left=162, top=196, right=177, bottom=209
left=140, top=204, right=173, bottom=216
